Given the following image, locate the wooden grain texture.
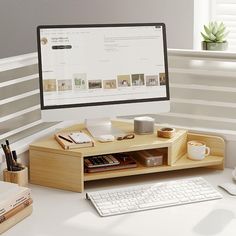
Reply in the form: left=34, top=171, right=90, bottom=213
left=187, top=132, right=225, bottom=170
left=29, top=150, right=84, bottom=192
left=0, top=205, right=33, bottom=234
left=29, top=120, right=225, bottom=192
left=169, top=132, right=187, bottom=165
left=84, top=154, right=224, bottom=181
left=3, top=167, right=28, bottom=187
left=29, top=121, right=186, bottom=157
left=187, top=133, right=225, bottom=156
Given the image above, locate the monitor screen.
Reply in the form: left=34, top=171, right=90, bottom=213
left=37, top=23, right=169, bottom=112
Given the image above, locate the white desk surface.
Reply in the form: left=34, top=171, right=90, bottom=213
left=3, top=168, right=236, bottom=236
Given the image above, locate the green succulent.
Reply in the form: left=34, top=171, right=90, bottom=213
left=201, top=21, right=229, bottom=43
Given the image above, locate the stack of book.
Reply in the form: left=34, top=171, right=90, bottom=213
left=0, top=181, right=33, bottom=234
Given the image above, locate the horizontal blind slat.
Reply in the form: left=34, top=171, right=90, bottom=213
left=170, top=102, right=236, bottom=119
left=0, top=53, right=61, bottom=144
left=160, top=49, right=236, bottom=132
left=170, top=87, right=236, bottom=103
left=169, top=73, right=236, bottom=87
left=154, top=113, right=236, bottom=131
left=0, top=122, right=58, bottom=145
left=0, top=105, right=40, bottom=123
left=0, top=79, right=39, bottom=100
left=0, top=64, right=38, bottom=83
left=0, top=74, right=38, bottom=88
left=0, top=94, right=40, bottom=117
left=0, top=110, right=41, bottom=136
left=0, top=90, right=39, bottom=105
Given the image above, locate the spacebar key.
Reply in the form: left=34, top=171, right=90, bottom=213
left=139, top=199, right=179, bottom=209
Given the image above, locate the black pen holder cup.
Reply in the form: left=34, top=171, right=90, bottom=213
left=3, top=166, right=28, bottom=187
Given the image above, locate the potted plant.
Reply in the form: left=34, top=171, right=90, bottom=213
left=201, top=21, right=229, bottom=51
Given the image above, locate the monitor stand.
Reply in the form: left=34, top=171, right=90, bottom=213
left=85, top=117, right=126, bottom=138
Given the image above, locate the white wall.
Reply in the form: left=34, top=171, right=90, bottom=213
left=0, top=0, right=194, bottom=58
left=193, top=0, right=211, bottom=50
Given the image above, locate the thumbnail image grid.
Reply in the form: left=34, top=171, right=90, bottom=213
left=43, top=72, right=166, bottom=93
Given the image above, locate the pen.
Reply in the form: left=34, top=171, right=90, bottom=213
left=1, top=144, right=11, bottom=171
left=58, top=135, right=73, bottom=143
left=6, top=150, right=14, bottom=171
left=1, top=144, right=7, bottom=155
left=5, top=139, right=10, bottom=149
left=6, top=140, right=16, bottom=167
left=12, top=150, right=24, bottom=169
left=12, top=150, right=17, bottom=163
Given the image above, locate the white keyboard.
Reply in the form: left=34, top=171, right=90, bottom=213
left=86, top=177, right=222, bottom=217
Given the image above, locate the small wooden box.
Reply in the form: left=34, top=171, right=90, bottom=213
left=3, top=167, right=28, bottom=187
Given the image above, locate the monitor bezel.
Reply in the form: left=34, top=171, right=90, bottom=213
left=37, top=23, right=170, bottom=110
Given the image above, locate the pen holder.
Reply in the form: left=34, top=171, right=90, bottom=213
left=3, top=166, right=28, bottom=187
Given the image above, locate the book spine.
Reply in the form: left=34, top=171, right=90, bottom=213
left=0, top=205, right=33, bottom=234
left=0, top=198, right=33, bottom=223
left=0, top=189, right=31, bottom=216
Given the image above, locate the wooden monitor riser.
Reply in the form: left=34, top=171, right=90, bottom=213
left=29, top=120, right=225, bottom=192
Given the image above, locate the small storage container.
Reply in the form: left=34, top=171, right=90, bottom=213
left=135, top=149, right=163, bottom=167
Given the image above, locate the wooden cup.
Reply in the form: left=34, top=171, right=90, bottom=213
left=3, top=166, right=28, bottom=187
left=157, top=127, right=176, bottom=139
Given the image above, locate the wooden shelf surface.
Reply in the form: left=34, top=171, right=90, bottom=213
left=29, top=120, right=225, bottom=192
left=29, top=121, right=187, bottom=157
left=84, top=154, right=224, bottom=181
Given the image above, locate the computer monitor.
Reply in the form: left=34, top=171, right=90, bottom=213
left=37, top=23, right=170, bottom=122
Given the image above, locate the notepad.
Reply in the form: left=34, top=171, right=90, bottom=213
left=69, top=132, right=92, bottom=144
left=54, top=132, right=94, bottom=150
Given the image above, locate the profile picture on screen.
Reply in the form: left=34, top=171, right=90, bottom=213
left=40, top=37, right=48, bottom=45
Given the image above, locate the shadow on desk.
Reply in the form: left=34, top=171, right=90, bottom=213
left=193, top=209, right=235, bottom=235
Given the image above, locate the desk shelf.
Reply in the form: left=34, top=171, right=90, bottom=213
left=84, top=154, right=224, bottom=181
left=29, top=120, right=225, bottom=192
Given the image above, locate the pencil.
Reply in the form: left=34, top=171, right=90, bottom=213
left=58, top=135, right=73, bottom=143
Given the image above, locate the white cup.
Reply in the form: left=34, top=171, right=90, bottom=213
left=187, top=140, right=210, bottom=161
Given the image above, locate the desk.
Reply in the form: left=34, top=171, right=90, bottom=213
left=3, top=168, right=236, bottom=236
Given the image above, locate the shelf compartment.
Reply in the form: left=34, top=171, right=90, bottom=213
left=84, top=154, right=223, bottom=181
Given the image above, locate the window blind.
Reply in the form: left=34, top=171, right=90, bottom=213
left=211, top=0, right=236, bottom=50
left=0, top=53, right=58, bottom=144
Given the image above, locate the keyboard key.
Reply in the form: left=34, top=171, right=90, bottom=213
left=140, top=199, right=179, bottom=209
